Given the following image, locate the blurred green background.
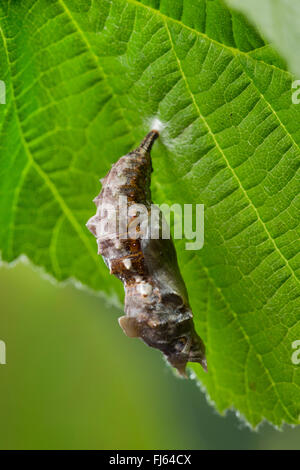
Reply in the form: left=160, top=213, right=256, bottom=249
left=0, top=261, right=300, bottom=450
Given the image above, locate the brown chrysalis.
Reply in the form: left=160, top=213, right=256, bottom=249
left=86, top=131, right=207, bottom=376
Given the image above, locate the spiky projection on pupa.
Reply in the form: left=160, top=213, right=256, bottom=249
left=86, top=131, right=207, bottom=377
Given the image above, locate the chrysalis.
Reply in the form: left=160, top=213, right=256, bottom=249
left=86, top=131, right=207, bottom=376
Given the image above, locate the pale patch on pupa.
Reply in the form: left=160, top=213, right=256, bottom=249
left=115, top=239, right=122, bottom=250
left=123, top=259, right=132, bottom=270
left=137, top=282, right=153, bottom=297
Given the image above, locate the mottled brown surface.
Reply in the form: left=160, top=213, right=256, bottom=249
left=87, top=131, right=206, bottom=377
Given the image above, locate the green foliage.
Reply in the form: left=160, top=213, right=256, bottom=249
left=228, top=0, right=300, bottom=76
left=0, top=0, right=299, bottom=427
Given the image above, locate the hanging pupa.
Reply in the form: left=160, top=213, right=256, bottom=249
left=86, top=131, right=207, bottom=377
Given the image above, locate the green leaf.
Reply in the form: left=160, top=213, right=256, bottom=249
left=227, top=0, right=300, bottom=76
left=0, top=0, right=300, bottom=428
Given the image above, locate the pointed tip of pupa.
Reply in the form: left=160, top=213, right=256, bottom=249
left=174, top=363, right=188, bottom=379
left=93, top=195, right=101, bottom=207
left=192, top=353, right=208, bottom=373
left=86, top=216, right=98, bottom=237
left=200, top=357, right=208, bottom=373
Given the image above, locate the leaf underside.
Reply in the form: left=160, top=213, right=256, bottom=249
left=0, top=0, right=299, bottom=428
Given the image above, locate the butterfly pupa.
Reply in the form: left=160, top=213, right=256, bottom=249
left=86, top=131, right=207, bottom=377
